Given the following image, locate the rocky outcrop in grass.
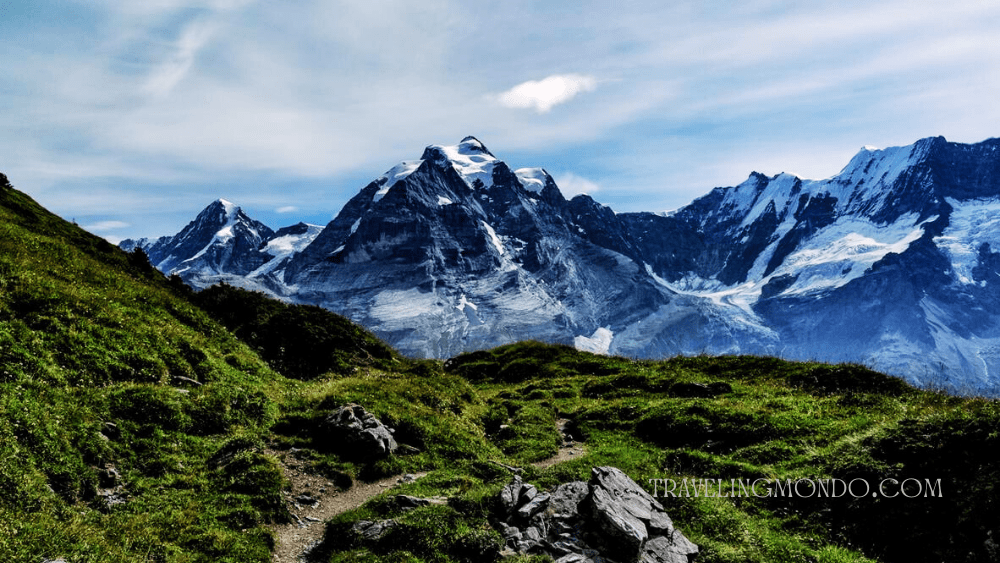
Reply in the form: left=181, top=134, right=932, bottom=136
left=496, top=466, right=698, bottom=563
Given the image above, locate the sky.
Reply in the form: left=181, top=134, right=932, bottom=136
left=3, top=1, right=1000, bottom=243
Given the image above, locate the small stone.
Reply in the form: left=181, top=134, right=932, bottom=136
left=395, top=494, right=431, bottom=510
left=295, top=494, right=318, bottom=505
left=351, top=519, right=398, bottom=541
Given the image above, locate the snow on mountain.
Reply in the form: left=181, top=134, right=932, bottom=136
left=246, top=222, right=324, bottom=280
left=124, top=135, right=1000, bottom=394
left=515, top=167, right=550, bottom=193
left=934, top=197, right=1000, bottom=284
left=422, top=136, right=500, bottom=190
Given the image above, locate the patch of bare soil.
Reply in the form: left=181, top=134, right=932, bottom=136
left=532, top=418, right=585, bottom=469
left=268, top=448, right=426, bottom=563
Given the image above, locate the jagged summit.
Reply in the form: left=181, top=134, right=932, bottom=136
left=419, top=136, right=501, bottom=190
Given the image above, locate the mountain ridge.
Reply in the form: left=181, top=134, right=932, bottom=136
left=119, top=135, right=1000, bottom=393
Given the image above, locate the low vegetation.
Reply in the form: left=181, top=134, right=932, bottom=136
left=2, top=176, right=998, bottom=563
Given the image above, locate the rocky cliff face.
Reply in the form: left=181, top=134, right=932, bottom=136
left=123, top=136, right=1000, bottom=393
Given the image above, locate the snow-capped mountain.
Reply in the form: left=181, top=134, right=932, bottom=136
left=280, top=136, right=773, bottom=358
left=621, top=136, right=1000, bottom=391
left=120, top=199, right=322, bottom=289
left=123, top=135, right=1000, bottom=393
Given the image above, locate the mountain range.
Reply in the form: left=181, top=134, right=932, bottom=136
left=121, top=135, right=1000, bottom=394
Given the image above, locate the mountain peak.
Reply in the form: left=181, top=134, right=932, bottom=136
left=421, top=137, right=500, bottom=189
left=457, top=136, right=494, bottom=157
left=209, top=198, right=238, bottom=215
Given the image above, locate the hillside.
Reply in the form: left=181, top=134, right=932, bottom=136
left=2, top=174, right=999, bottom=563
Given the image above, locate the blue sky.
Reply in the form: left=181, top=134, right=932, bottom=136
left=3, top=1, right=1000, bottom=242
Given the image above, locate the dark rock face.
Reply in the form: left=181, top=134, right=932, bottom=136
left=322, top=404, right=397, bottom=459
left=495, top=466, right=698, bottom=563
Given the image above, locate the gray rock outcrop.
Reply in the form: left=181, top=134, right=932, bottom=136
left=322, top=403, right=397, bottom=458
left=495, top=466, right=697, bottom=563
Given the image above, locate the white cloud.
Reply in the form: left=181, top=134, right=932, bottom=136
left=276, top=205, right=297, bottom=213
left=554, top=173, right=600, bottom=198
left=143, top=19, right=218, bottom=98
left=82, top=220, right=130, bottom=232
left=495, top=74, right=598, bottom=113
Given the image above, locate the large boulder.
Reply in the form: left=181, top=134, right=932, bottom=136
left=494, top=466, right=698, bottom=563
left=322, top=403, right=397, bottom=458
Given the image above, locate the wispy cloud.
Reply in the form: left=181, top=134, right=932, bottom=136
left=143, top=19, right=218, bottom=98
left=82, top=220, right=130, bottom=232
left=275, top=206, right=297, bottom=213
left=554, top=173, right=600, bottom=198
left=495, top=74, right=598, bottom=113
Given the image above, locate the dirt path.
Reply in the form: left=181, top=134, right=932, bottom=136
left=268, top=448, right=426, bottom=563
left=532, top=418, right=585, bottom=469
left=270, top=418, right=580, bottom=561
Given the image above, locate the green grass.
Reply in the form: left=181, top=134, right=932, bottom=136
left=0, top=179, right=292, bottom=562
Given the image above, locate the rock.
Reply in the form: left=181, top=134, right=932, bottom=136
left=589, top=466, right=671, bottom=555
left=549, top=481, right=589, bottom=518
left=671, top=381, right=731, bottom=397
left=395, top=495, right=431, bottom=511
left=648, top=511, right=674, bottom=536
left=295, top=493, right=318, bottom=506
left=523, top=526, right=544, bottom=543
left=352, top=519, right=398, bottom=541
left=496, top=466, right=697, bottom=563
left=668, top=528, right=698, bottom=557
left=323, top=404, right=397, bottom=458
left=639, top=532, right=699, bottom=563
left=97, top=487, right=128, bottom=510
left=500, top=475, right=524, bottom=514
left=497, top=521, right=522, bottom=540
left=588, top=480, right=647, bottom=557
left=517, top=492, right=550, bottom=520
left=518, top=483, right=538, bottom=505
left=99, top=465, right=120, bottom=488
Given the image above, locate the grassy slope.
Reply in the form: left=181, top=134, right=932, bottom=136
left=2, top=175, right=998, bottom=563
left=0, top=178, right=297, bottom=562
